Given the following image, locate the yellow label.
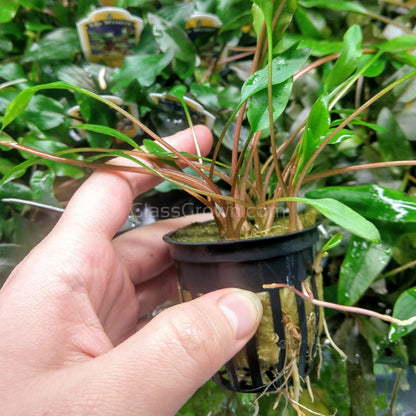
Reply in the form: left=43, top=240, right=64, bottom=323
left=77, top=7, right=143, bottom=67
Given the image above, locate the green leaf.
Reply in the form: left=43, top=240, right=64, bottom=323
left=169, top=85, right=187, bottom=100
left=272, top=0, right=298, bottom=47
left=325, top=25, right=362, bottom=90
left=293, top=93, right=330, bottom=182
left=142, top=139, right=172, bottom=157
left=147, top=13, right=196, bottom=77
left=2, top=81, right=134, bottom=131
left=24, top=21, right=54, bottom=33
left=377, top=35, right=416, bottom=53
left=299, top=0, right=367, bottom=14
left=21, top=95, right=66, bottom=130
left=389, top=287, right=416, bottom=341
left=327, top=128, right=355, bottom=144
left=0, top=0, right=19, bottom=22
left=361, top=54, right=386, bottom=78
left=240, top=46, right=310, bottom=105
left=0, top=159, right=39, bottom=186
left=338, top=236, right=391, bottom=305
left=30, top=170, right=61, bottom=207
left=56, top=65, right=99, bottom=92
left=376, top=107, right=413, bottom=163
left=112, top=50, right=173, bottom=90
left=18, top=136, right=76, bottom=158
left=321, top=233, right=343, bottom=252
left=0, top=63, right=28, bottom=84
left=0, top=181, right=32, bottom=200
left=247, top=78, right=293, bottom=132
left=252, top=0, right=274, bottom=21
left=1, top=87, right=38, bottom=130
left=22, top=28, right=80, bottom=63
left=330, top=116, right=386, bottom=132
left=294, top=7, right=323, bottom=39
left=19, top=0, right=45, bottom=9
left=285, top=33, right=343, bottom=56
left=190, top=83, right=220, bottom=109
left=142, top=139, right=180, bottom=169
left=358, top=318, right=408, bottom=368
left=74, top=124, right=141, bottom=150
left=0, top=130, right=16, bottom=144
left=0, top=157, right=14, bottom=174
left=278, top=196, right=381, bottom=243
left=306, top=185, right=416, bottom=232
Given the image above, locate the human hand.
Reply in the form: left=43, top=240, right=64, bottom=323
left=0, top=126, right=262, bottom=416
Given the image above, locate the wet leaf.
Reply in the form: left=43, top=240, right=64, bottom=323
left=358, top=318, right=408, bottom=368
left=338, top=236, right=391, bottom=305
left=389, top=287, right=416, bottom=341
left=306, top=185, right=416, bottom=233
left=247, top=78, right=293, bottom=132
left=240, top=46, right=310, bottom=105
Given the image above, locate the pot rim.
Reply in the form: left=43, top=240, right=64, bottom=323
left=163, top=219, right=319, bottom=247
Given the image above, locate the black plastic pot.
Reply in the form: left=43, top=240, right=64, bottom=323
left=163, top=223, right=321, bottom=393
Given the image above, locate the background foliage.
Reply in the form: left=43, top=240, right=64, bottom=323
left=1, top=0, right=416, bottom=414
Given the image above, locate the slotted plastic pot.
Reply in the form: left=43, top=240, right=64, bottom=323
left=163, top=223, right=321, bottom=393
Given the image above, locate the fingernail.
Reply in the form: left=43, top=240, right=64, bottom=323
left=218, top=289, right=263, bottom=340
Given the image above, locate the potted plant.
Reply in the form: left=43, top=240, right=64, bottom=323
left=2, top=0, right=416, bottom=411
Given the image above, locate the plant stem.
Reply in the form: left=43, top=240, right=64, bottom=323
left=263, top=282, right=416, bottom=327
left=303, top=160, right=416, bottom=184
left=379, top=0, right=413, bottom=9
left=294, top=68, right=416, bottom=195
left=379, top=259, right=416, bottom=279
left=386, top=369, right=403, bottom=416
left=267, top=1, right=287, bottom=198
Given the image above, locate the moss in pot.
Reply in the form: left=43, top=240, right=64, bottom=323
left=3, top=0, right=416, bottom=410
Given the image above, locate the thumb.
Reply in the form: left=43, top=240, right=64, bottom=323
left=83, top=289, right=262, bottom=415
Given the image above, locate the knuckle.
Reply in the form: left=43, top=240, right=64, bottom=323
left=163, top=304, right=219, bottom=369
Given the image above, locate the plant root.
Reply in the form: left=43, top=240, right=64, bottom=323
left=263, top=282, right=416, bottom=327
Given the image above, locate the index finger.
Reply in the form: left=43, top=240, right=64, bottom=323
left=51, top=126, right=213, bottom=240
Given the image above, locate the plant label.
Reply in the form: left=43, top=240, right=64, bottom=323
left=67, top=95, right=140, bottom=141
left=77, top=7, right=143, bottom=67
left=149, top=92, right=215, bottom=134
left=185, top=12, right=222, bottom=42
